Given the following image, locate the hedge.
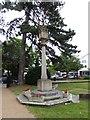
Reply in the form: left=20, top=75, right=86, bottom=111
left=25, top=66, right=51, bottom=85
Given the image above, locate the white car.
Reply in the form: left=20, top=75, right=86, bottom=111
left=50, top=74, right=64, bottom=80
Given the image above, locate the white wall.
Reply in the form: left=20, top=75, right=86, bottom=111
left=80, top=54, right=88, bottom=68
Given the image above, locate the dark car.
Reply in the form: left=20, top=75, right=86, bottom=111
left=2, top=74, right=8, bottom=84
left=2, top=74, right=13, bottom=84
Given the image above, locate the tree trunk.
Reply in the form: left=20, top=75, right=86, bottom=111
left=18, top=8, right=29, bottom=85
left=18, top=33, right=26, bottom=84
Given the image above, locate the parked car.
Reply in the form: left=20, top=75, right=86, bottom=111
left=68, top=71, right=78, bottom=79
left=1, top=74, right=15, bottom=84
left=50, top=73, right=64, bottom=80
left=0, top=77, right=2, bottom=83
left=61, top=72, right=68, bottom=78
left=2, top=74, right=8, bottom=84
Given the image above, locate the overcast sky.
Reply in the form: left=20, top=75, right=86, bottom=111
left=60, top=0, right=89, bottom=59
left=0, top=0, right=89, bottom=59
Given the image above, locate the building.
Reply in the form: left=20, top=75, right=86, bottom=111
left=78, top=67, right=90, bottom=77
left=88, top=53, right=90, bottom=69
left=80, top=53, right=90, bottom=69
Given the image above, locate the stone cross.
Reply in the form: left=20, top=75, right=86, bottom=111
left=39, top=26, right=48, bottom=80
left=38, top=26, right=52, bottom=91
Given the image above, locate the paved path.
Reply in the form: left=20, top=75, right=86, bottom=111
left=0, top=84, right=2, bottom=120
left=1, top=84, right=36, bottom=119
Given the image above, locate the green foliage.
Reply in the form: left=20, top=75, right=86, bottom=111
left=1, top=1, right=81, bottom=84
left=52, top=54, right=83, bottom=72
left=25, top=49, right=41, bottom=68
left=25, top=66, right=51, bottom=85
left=2, top=38, right=21, bottom=79
left=1, top=1, right=80, bottom=60
left=48, top=66, right=56, bottom=74
left=81, top=75, right=90, bottom=80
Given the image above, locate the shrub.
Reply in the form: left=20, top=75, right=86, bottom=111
left=25, top=66, right=51, bottom=85
left=81, top=75, right=90, bottom=80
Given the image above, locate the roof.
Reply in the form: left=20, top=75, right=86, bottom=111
left=78, top=67, right=89, bottom=71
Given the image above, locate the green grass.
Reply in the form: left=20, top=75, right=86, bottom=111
left=9, top=82, right=89, bottom=118
left=9, top=84, right=37, bottom=95
left=27, top=100, right=89, bottom=118
left=58, top=83, right=89, bottom=95
left=58, top=83, right=89, bottom=91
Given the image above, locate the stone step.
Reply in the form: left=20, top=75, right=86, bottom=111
left=16, top=94, right=71, bottom=106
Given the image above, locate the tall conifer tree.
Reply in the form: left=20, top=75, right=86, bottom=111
left=0, top=1, right=80, bottom=84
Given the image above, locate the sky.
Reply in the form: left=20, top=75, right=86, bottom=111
left=60, top=0, right=89, bottom=59
left=0, top=0, right=89, bottom=59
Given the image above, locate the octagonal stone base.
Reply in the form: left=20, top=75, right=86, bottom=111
left=16, top=90, right=80, bottom=106
left=16, top=94, right=71, bottom=106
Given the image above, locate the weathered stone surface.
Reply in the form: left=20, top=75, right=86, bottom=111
left=63, top=92, right=68, bottom=98
left=33, top=90, right=63, bottom=101
left=52, top=84, right=58, bottom=89
left=16, top=94, right=71, bottom=106
left=23, top=90, right=31, bottom=98
left=31, top=89, right=63, bottom=97
left=28, top=96, right=44, bottom=102
left=37, top=79, right=52, bottom=91
left=22, top=89, right=64, bottom=102
left=16, top=90, right=80, bottom=106
left=68, top=94, right=80, bottom=103
left=45, top=98, right=71, bottom=106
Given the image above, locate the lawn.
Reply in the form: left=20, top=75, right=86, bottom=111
left=58, top=82, right=89, bottom=95
left=27, top=100, right=89, bottom=119
left=9, top=82, right=89, bottom=119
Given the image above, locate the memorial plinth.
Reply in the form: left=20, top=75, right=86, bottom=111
left=37, top=79, right=52, bottom=91
left=16, top=26, right=80, bottom=106
left=17, top=90, right=80, bottom=106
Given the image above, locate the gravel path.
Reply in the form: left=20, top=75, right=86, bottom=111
left=1, top=85, right=36, bottom=119
left=0, top=85, right=2, bottom=120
